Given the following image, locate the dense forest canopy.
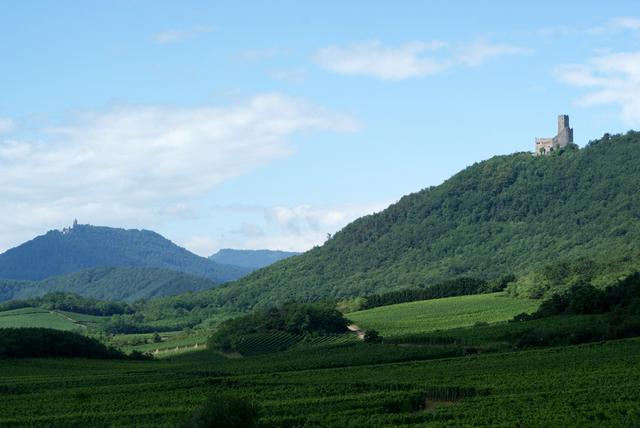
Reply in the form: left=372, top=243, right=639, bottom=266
left=0, top=267, right=221, bottom=303
left=0, top=224, right=250, bottom=282
left=165, top=132, right=640, bottom=311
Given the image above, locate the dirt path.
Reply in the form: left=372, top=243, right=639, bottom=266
left=347, top=324, right=366, bottom=340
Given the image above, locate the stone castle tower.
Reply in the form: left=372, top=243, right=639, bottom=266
left=535, top=115, right=574, bottom=155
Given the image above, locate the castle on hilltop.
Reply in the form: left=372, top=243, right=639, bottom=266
left=535, top=115, right=574, bottom=155
left=61, top=219, right=78, bottom=235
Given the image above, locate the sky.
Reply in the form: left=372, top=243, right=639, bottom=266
left=2, top=1, right=640, bottom=256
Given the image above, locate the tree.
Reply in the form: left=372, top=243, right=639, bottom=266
left=181, top=395, right=259, bottom=428
left=364, top=329, right=382, bottom=343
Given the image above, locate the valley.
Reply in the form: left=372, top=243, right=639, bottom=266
left=1, top=132, right=640, bottom=426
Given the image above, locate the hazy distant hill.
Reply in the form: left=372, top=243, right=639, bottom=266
left=0, top=224, right=250, bottom=283
left=173, top=131, right=640, bottom=310
left=209, top=249, right=300, bottom=269
left=0, top=267, right=220, bottom=303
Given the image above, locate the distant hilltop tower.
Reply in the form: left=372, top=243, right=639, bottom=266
left=535, top=114, right=574, bottom=155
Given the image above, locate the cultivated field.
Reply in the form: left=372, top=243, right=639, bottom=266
left=348, top=293, right=539, bottom=337
left=0, top=308, right=86, bottom=331
left=0, top=339, right=638, bottom=427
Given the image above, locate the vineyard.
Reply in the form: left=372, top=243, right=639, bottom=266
left=348, top=293, right=539, bottom=337
left=0, top=338, right=638, bottom=426
left=234, top=331, right=303, bottom=355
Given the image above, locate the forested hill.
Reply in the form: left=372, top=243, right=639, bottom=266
left=190, top=131, right=640, bottom=310
left=0, top=267, right=220, bottom=303
left=209, top=249, right=300, bottom=269
left=0, top=225, right=250, bottom=282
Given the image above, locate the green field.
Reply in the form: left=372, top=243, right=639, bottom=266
left=113, top=330, right=212, bottom=357
left=348, top=293, right=540, bottom=337
left=0, top=308, right=86, bottom=331
left=0, top=339, right=638, bottom=427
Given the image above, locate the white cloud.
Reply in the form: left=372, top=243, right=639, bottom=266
left=180, top=202, right=388, bottom=256
left=314, top=39, right=529, bottom=80
left=456, top=41, right=531, bottom=67
left=0, top=94, right=358, bottom=252
left=590, top=16, right=640, bottom=35
left=608, top=17, right=640, bottom=31
left=315, top=41, right=449, bottom=80
left=0, top=118, right=15, bottom=134
left=153, top=26, right=213, bottom=44
left=555, top=51, right=640, bottom=124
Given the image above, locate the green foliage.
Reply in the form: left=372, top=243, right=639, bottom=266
left=361, top=277, right=495, bottom=310
left=1, top=292, right=133, bottom=316
left=363, top=329, right=382, bottom=343
left=162, top=131, right=640, bottom=312
left=0, top=266, right=223, bottom=303
left=208, top=303, right=348, bottom=354
left=0, top=338, right=639, bottom=426
left=233, top=332, right=302, bottom=356
left=0, top=328, right=125, bottom=359
left=0, top=224, right=249, bottom=282
left=181, top=395, right=259, bottom=428
left=522, top=271, right=640, bottom=319
left=502, top=272, right=640, bottom=346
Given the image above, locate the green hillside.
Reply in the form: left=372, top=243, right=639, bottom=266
left=0, top=224, right=250, bottom=282
left=0, top=307, right=92, bottom=331
left=182, top=132, right=640, bottom=310
left=0, top=266, right=220, bottom=303
left=348, top=293, right=539, bottom=337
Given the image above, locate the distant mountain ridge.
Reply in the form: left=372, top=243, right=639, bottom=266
left=209, top=249, right=300, bottom=269
left=0, top=224, right=250, bottom=283
left=0, top=267, right=219, bottom=303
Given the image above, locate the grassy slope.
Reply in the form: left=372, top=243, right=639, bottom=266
left=0, top=339, right=638, bottom=426
left=0, top=308, right=86, bottom=331
left=164, top=132, right=640, bottom=311
left=348, top=293, right=539, bottom=337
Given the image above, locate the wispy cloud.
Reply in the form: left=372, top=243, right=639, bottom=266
left=0, top=94, right=359, bottom=252
left=456, top=40, right=531, bottom=67
left=0, top=117, right=15, bottom=134
left=590, top=16, right=640, bottom=35
left=315, top=41, right=449, bottom=80
left=153, top=26, right=213, bottom=44
left=555, top=51, right=640, bottom=124
left=314, top=39, right=530, bottom=80
left=181, top=202, right=387, bottom=256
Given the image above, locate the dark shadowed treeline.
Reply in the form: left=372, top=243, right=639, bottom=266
left=0, top=328, right=125, bottom=359
left=361, top=276, right=513, bottom=310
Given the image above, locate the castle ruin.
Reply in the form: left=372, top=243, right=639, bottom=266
left=535, top=115, right=573, bottom=155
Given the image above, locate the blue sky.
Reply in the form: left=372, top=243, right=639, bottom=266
left=2, top=1, right=640, bottom=255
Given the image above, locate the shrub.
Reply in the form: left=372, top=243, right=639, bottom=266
left=364, top=329, right=383, bottom=343
left=181, top=395, right=259, bottom=428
